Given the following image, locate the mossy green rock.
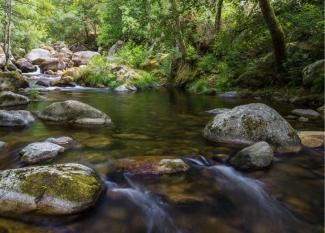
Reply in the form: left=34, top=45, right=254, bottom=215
left=0, top=71, right=29, bottom=91
left=230, top=141, right=274, bottom=170
left=203, top=103, right=302, bottom=153
left=0, top=163, right=104, bottom=216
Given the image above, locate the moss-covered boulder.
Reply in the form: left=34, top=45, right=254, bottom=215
left=0, top=110, right=35, bottom=127
left=37, top=100, right=112, bottom=126
left=109, top=156, right=190, bottom=175
left=0, top=91, right=30, bottom=107
left=0, top=163, right=104, bottom=216
left=0, top=71, right=29, bottom=91
left=230, top=141, right=274, bottom=170
left=203, top=103, right=302, bottom=153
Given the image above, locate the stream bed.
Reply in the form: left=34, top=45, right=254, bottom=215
left=0, top=89, right=323, bottom=233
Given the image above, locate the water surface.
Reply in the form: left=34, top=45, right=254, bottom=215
left=0, top=89, right=323, bottom=233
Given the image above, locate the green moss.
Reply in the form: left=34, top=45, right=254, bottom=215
left=20, top=171, right=101, bottom=203
left=242, top=115, right=267, bottom=138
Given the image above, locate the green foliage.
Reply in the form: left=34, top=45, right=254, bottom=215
left=187, top=79, right=215, bottom=95
left=116, top=42, right=150, bottom=68
left=131, top=72, right=160, bottom=90
left=75, top=56, right=121, bottom=88
left=311, top=74, right=324, bottom=93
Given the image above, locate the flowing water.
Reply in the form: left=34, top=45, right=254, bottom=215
left=0, top=89, right=323, bottom=233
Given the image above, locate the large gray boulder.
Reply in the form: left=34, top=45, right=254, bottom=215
left=0, top=110, right=35, bottom=127
left=37, top=100, right=111, bottom=126
left=0, top=91, right=30, bottom=107
left=230, top=141, right=274, bottom=170
left=0, top=163, right=104, bottom=216
left=72, top=51, right=99, bottom=66
left=203, top=103, right=301, bottom=153
left=20, top=142, right=65, bottom=164
left=26, top=48, right=53, bottom=65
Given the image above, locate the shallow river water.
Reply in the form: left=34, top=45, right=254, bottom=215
left=0, top=89, right=323, bottom=233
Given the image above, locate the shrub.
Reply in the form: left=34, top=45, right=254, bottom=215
left=187, top=79, right=215, bottom=95
left=116, top=41, right=151, bottom=68
left=131, top=72, right=160, bottom=89
left=75, top=56, right=121, bottom=88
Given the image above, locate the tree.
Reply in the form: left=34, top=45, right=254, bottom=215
left=3, top=0, right=13, bottom=70
left=258, top=0, right=286, bottom=70
left=214, top=0, right=223, bottom=33
left=169, top=0, right=187, bottom=63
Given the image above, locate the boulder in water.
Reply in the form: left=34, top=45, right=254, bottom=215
left=0, top=91, right=30, bottom=107
left=109, top=156, right=190, bottom=175
left=0, top=110, right=35, bottom=127
left=51, top=76, right=75, bottom=87
left=203, top=103, right=302, bottom=153
left=115, top=84, right=137, bottom=92
left=15, top=58, right=37, bottom=73
left=72, top=51, right=99, bottom=66
left=0, top=71, right=29, bottom=91
left=205, top=108, right=231, bottom=115
left=291, top=109, right=320, bottom=119
left=20, top=142, right=65, bottom=164
left=37, top=100, right=112, bottom=126
left=0, top=163, right=104, bottom=216
left=230, top=141, right=274, bottom=170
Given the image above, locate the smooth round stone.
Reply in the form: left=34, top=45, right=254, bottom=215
left=298, top=131, right=325, bottom=148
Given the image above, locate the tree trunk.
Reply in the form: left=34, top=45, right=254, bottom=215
left=4, top=0, right=12, bottom=70
left=258, top=0, right=286, bottom=70
left=169, top=0, right=187, bottom=63
left=214, top=0, right=223, bottom=33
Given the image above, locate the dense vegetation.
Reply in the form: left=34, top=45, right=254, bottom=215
left=0, top=0, right=324, bottom=95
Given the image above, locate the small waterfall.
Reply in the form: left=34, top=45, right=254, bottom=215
left=106, top=176, right=182, bottom=233
left=22, top=65, right=41, bottom=76
left=210, top=165, right=299, bottom=233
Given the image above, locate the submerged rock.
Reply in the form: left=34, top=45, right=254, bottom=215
left=203, top=103, right=301, bottom=153
left=291, top=109, right=320, bottom=119
left=0, top=110, right=35, bottom=127
left=37, top=100, right=112, bottom=126
left=0, top=163, right=104, bottom=215
left=298, top=131, right=325, bottom=148
left=0, top=91, right=30, bottom=107
left=205, top=108, right=231, bottom=115
left=20, top=142, right=65, bottom=164
left=109, top=156, right=190, bottom=175
left=230, top=141, right=274, bottom=170
left=45, top=136, right=74, bottom=148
